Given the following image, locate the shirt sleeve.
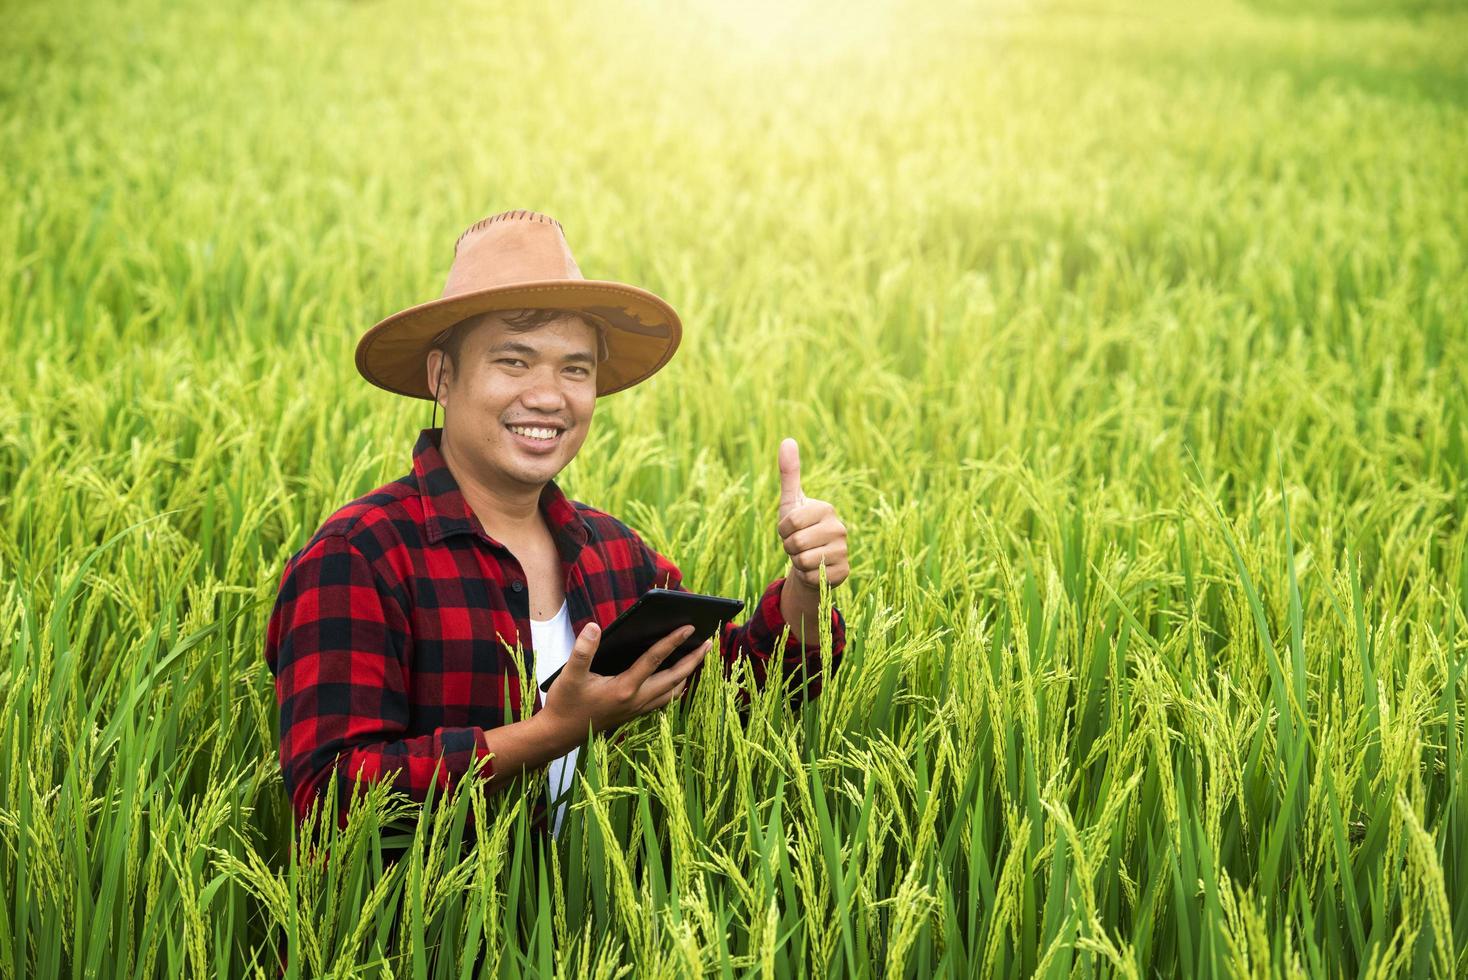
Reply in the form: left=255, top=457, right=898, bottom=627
left=264, top=533, right=497, bottom=829
left=634, top=535, right=845, bottom=705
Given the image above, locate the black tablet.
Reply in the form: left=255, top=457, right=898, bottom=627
left=539, top=588, right=745, bottom=693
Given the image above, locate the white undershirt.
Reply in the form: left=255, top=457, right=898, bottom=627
left=531, top=599, right=577, bottom=838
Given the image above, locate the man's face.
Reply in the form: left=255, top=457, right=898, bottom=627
left=430, top=312, right=598, bottom=493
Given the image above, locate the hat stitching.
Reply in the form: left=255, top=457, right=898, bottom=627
left=454, top=210, right=564, bottom=253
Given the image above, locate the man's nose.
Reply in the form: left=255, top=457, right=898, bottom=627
left=519, top=369, right=570, bottom=408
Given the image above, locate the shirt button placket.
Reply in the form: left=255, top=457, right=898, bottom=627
left=508, top=577, right=528, bottom=621
left=505, top=573, right=536, bottom=709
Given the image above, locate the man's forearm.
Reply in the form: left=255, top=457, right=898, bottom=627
left=480, top=710, right=586, bottom=790
left=779, top=575, right=827, bottom=647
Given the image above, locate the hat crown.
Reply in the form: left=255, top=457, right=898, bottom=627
left=443, top=210, right=584, bottom=299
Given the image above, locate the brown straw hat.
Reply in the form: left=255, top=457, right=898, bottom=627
left=355, top=210, right=682, bottom=399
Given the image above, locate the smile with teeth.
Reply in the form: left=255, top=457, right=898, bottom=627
left=507, top=424, right=562, bottom=442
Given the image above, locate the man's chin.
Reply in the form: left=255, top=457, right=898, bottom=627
left=508, top=455, right=569, bottom=486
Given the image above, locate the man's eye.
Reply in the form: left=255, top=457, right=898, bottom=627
left=499, top=359, right=527, bottom=368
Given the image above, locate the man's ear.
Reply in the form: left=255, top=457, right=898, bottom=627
left=426, top=350, right=451, bottom=405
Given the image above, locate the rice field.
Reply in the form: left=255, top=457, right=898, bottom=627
left=2, top=0, right=1467, bottom=975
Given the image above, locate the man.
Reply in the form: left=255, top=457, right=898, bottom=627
left=264, top=209, right=850, bottom=838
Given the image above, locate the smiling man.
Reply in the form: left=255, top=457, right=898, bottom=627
left=263, top=210, right=850, bottom=838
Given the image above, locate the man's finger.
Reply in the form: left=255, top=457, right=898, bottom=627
left=777, top=499, right=832, bottom=540
left=639, top=638, right=709, bottom=701
left=778, top=438, right=804, bottom=517
left=794, top=560, right=849, bottom=590
left=565, top=622, right=601, bottom=678
left=624, top=624, right=695, bottom=687
left=647, top=683, right=681, bottom=713
left=648, top=651, right=704, bottom=704
left=791, top=546, right=830, bottom=572
left=781, top=518, right=843, bottom=556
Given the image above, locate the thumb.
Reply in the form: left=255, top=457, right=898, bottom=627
left=567, top=622, right=600, bottom=676
left=778, top=437, right=804, bottom=517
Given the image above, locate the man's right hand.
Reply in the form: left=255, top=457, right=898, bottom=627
left=540, top=622, right=709, bottom=744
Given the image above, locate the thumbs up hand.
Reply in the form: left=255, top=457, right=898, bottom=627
left=776, top=438, right=849, bottom=593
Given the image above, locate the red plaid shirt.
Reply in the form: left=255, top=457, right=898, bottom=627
left=264, top=428, right=845, bottom=830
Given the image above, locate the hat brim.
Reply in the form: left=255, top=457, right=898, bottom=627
left=355, top=279, right=682, bottom=399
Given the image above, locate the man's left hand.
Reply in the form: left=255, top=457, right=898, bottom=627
left=777, top=438, right=849, bottom=592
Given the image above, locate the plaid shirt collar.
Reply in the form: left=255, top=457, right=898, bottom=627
left=410, top=427, right=590, bottom=561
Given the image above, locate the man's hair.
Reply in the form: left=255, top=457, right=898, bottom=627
left=429, top=308, right=610, bottom=383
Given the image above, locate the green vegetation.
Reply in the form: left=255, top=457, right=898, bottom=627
left=2, top=0, right=1466, bottom=974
